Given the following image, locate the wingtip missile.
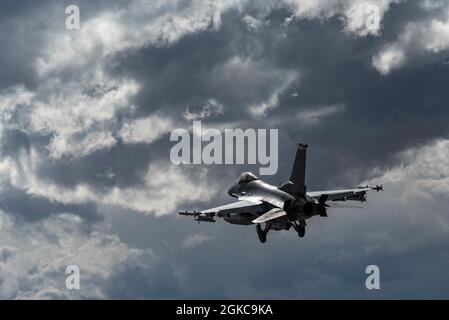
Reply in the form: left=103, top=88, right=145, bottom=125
left=371, top=185, right=384, bottom=192
left=179, top=210, right=216, bottom=223
left=359, top=184, right=384, bottom=192
left=178, top=210, right=200, bottom=217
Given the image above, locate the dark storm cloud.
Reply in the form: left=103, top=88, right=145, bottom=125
left=97, top=0, right=449, bottom=189
left=10, top=7, right=294, bottom=193
left=0, top=129, right=31, bottom=155
left=109, top=9, right=295, bottom=119
left=104, top=257, right=182, bottom=299
left=35, top=138, right=169, bottom=189
left=0, top=185, right=101, bottom=222
left=101, top=0, right=449, bottom=299
left=105, top=194, right=449, bottom=299
left=232, top=1, right=449, bottom=187
left=0, top=0, right=135, bottom=90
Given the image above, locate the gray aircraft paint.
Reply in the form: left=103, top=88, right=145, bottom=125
left=180, top=144, right=382, bottom=243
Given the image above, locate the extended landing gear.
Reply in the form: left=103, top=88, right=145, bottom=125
left=256, top=224, right=266, bottom=243
left=290, top=220, right=306, bottom=238
left=297, top=226, right=305, bottom=238
left=256, top=223, right=271, bottom=243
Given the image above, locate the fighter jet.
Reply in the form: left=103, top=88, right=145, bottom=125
left=179, top=143, right=383, bottom=243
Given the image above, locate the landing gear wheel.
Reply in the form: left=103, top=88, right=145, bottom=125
left=297, top=226, right=305, bottom=238
left=258, top=232, right=267, bottom=243
left=256, top=224, right=267, bottom=243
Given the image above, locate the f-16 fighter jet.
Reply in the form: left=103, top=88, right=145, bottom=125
left=179, top=143, right=383, bottom=243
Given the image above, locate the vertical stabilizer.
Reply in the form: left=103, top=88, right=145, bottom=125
left=289, top=143, right=308, bottom=194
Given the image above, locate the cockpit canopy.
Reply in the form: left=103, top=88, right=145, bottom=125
left=237, top=172, right=259, bottom=184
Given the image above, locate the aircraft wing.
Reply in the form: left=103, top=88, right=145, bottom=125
left=239, top=195, right=285, bottom=209
left=200, top=199, right=264, bottom=216
left=307, top=186, right=379, bottom=202
left=179, top=199, right=266, bottom=223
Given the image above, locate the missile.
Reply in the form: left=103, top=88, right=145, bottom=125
left=195, top=216, right=216, bottom=223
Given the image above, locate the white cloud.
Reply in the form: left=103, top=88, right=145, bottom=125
left=282, top=0, right=400, bottom=36
left=242, top=15, right=265, bottom=31
left=372, top=6, right=449, bottom=74
left=335, top=139, right=449, bottom=258
left=420, top=0, right=445, bottom=11
left=184, top=99, right=224, bottom=121
left=248, top=89, right=283, bottom=118
left=296, top=104, right=346, bottom=125
left=343, top=0, right=397, bottom=36
left=181, top=233, right=214, bottom=249
left=0, top=85, right=34, bottom=138
left=0, top=211, right=150, bottom=299
left=368, top=139, right=449, bottom=200
left=49, top=131, right=117, bottom=159
left=372, top=44, right=406, bottom=75
left=36, top=0, right=245, bottom=76
left=119, top=115, right=174, bottom=144
left=0, top=1, right=235, bottom=224
left=0, top=0, right=248, bottom=161
left=0, top=151, right=217, bottom=217
left=0, top=77, right=139, bottom=159
left=266, top=104, right=345, bottom=128
left=107, top=162, right=217, bottom=216
left=0, top=0, right=402, bottom=161
left=246, top=70, right=297, bottom=117
left=0, top=84, right=33, bottom=115
left=424, top=19, right=449, bottom=52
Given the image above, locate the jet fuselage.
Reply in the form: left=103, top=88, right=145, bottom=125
left=224, top=179, right=318, bottom=226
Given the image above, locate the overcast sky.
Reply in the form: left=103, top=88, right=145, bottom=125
left=1, top=0, right=449, bottom=299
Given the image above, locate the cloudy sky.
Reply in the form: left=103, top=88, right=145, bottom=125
left=1, top=0, right=449, bottom=299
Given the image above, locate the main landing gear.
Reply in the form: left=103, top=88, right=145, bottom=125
left=256, top=220, right=306, bottom=242
left=290, top=220, right=306, bottom=238
left=256, top=223, right=271, bottom=243
left=297, top=225, right=305, bottom=238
